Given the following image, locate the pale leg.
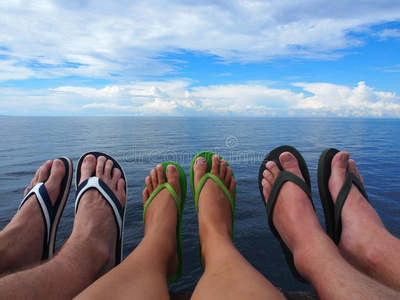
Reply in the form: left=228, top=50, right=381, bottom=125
left=191, top=155, right=285, bottom=300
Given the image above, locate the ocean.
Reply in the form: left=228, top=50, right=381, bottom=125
left=0, top=116, right=399, bottom=292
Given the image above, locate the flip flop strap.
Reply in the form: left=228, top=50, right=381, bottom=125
left=19, top=182, right=53, bottom=244
left=75, top=177, right=124, bottom=239
left=266, top=171, right=313, bottom=238
left=143, top=183, right=181, bottom=222
left=194, top=173, right=235, bottom=215
left=334, top=173, right=368, bottom=244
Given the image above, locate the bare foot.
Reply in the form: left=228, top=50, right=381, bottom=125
left=72, top=155, right=126, bottom=276
left=261, top=152, right=324, bottom=254
left=193, top=155, right=236, bottom=262
left=142, top=164, right=179, bottom=279
left=328, top=151, right=400, bottom=290
left=0, top=159, right=67, bottom=272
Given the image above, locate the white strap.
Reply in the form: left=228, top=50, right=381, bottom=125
left=19, top=183, right=51, bottom=244
left=75, top=177, right=123, bottom=238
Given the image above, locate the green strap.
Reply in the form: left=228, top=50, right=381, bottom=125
left=194, top=173, right=235, bottom=216
left=143, top=183, right=181, bottom=222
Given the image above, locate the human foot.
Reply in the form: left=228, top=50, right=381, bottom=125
left=73, top=154, right=126, bottom=275
left=0, top=158, right=72, bottom=272
left=327, top=151, right=400, bottom=289
left=193, top=154, right=236, bottom=260
left=261, top=152, right=324, bottom=253
left=142, top=163, right=182, bottom=281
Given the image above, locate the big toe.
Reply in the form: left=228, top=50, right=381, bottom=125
left=279, top=152, right=304, bottom=179
left=79, top=154, right=96, bottom=185
left=166, top=164, right=181, bottom=198
left=44, top=159, right=66, bottom=204
left=194, top=157, right=207, bottom=191
left=329, top=151, right=350, bottom=202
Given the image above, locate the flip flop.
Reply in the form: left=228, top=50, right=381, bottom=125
left=19, top=157, right=73, bottom=260
left=75, top=151, right=127, bottom=266
left=318, top=148, right=369, bottom=245
left=258, top=145, right=313, bottom=283
left=190, top=151, right=236, bottom=269
left=143, top=162, right=187, bottom=284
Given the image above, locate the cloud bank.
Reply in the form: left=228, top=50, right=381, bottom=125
left=1, top=81, right=399, bottom=117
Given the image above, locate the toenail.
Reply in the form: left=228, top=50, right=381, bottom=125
left=196, top=157, right=206, bottom=164
left=266, top=161, right=274, bottom=169
left=341, top=153, right=349, bottom=162
left=263, top=169, right=269, bottom=177
left=167, top=165, right=176, bottom=173
left=156, top=164, right=162, bottom=168
left=85, top=156, right=94, bottom=163
left=281, top=153, right=292, bottom=162
left=54, top=160, right=61, bottom=168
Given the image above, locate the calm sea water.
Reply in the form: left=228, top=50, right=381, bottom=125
left=0, top=117, right=399, bottom=292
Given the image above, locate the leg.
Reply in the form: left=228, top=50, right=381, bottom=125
left=191, top=155, right=284, bottom=300
left=76, top=164, right=179, bottom=300
left=0, top=154, right=126, bottom=299
left=261, top=152, right=399, bottom=299
left=0, top=159, right=64, bottom=275
left=330, top=152, right=400, bottom=291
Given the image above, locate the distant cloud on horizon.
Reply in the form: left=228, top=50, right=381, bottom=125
left=1, top=81, right=398, bottom=117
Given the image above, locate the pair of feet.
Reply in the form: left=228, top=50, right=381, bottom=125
left=260, top=150, right=384, bottom=280
left=4, top=155, right=125, bottom=273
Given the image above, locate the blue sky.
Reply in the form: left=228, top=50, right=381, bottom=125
left=1, top=0, right=400, bottom=117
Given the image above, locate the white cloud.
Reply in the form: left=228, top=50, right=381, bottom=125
left=1, top=0, right=400, bottom=81
left=3, top=80, right=398, bottom=117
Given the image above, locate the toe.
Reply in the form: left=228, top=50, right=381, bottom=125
left=347, top=159, right=364, bottom=185
left=225, top=167, right=233, bottom=183
left=263, top=169, right=275, bottom=186
left=156, top=164, right=165, bottom=185
left=96, top=156, right=107, bottom=177
left=279, top=152, right=304, bottom=179
left=142, top=187, right=150, bottom=204
left=266, top=160, right=280, bottom=178
left=219, top=159, right=227, bottom=180
left=79, top=155, right=96, bottom=185
left=145, top=176, right=153, bottom=194
left=37, top=160, right=53, bottom=182
left=166, top=164, right=180, bottom=198
left=150, top=169, right=158, bottom=188
left=112, top=167, right=122, bottom=184
left=329, top=151, right=349, bottom=203
left=194, top=157, right=207, bottom=191
left=104, top=159, right=113, bottom=177
left=211, top=155, right=219, bottom=175
left=262, top=178, right=271, bottom=201
left=45, top=159, right=66, bottom=204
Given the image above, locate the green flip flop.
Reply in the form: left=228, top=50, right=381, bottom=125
left=190, top=151, right=236, bottom=268
left=143, top=162, right=187, bottom=284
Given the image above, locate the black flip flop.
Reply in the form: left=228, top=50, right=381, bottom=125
left=258, top=145, right=313, bottom=283
left=318, top=148, right=369, bottom=245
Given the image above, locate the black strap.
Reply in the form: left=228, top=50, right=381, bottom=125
left=334, top=173, right=369, bottom=244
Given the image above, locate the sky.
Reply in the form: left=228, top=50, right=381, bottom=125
left=1, top=0, right=400, bottom=117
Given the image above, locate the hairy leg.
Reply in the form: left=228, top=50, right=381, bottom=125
left=76, top=164, right=179, bottom=300
left=0, top=154, right=126, bottom=299
left=191, top=155, right=284, bottom=300
left=0, top=159, right=64, bottom=275
left=330, top=152, right=400, bottom=291
left=261, top=152, right=399, bottom=299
